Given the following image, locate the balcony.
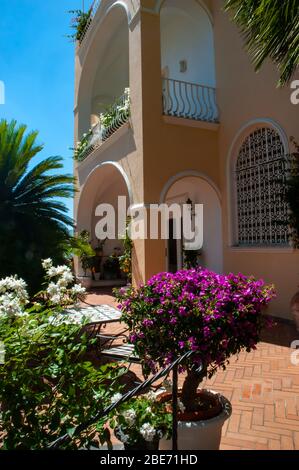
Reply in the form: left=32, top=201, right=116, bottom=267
left=75, top=90, right=130, bottom=163
left=162, top=78, right=219, bottom=124
left=78, top=1, right=100, bottom=46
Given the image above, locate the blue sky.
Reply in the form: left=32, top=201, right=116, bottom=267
left=0, top=0, right=85, bottom=216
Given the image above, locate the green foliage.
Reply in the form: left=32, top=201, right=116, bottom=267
left=100, top=89, right=130, bottom=130
left=73, top=128, right=93, bottom=162
left=109, top=393, right=172, bottom=447
left=224, top=0, right=299, bottom=86
left=119, top=218, right=133, bottom=282
left=64, top=231, right=95, bottom=276
left=183, top=249, right=201, bottom=269
left=103, top=255, right=120, bottom=279
left=286, top=138, right=299, bottom=247
left=0, top=120, right=75, bottom=294
left=68, top=9, right=92, bottom=43
left=0, top=311, right=124, bottom=449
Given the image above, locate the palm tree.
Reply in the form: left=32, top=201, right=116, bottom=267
left=0, top=119, right=75, bottom=293
left=224, top=0, right=299, bottom=86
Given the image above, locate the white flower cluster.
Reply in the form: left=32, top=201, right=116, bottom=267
left=140, top=423, right=157, bottom=442
left=110, top=393, right=122, bottom=405
left=100, top=88, right=130, bottom=130
left=122, top=409, right=136, bottom=427
left=42, top=259, right=86, bottom=306
left=0, top=276, right=29, bottom=320
left=73, top=126, right=94, bottom=161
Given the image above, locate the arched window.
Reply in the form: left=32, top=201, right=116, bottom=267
left=235, top=127, right=289, bottom=246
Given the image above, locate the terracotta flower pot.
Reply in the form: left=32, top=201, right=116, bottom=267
left=158, top=389, right=232, bottom=450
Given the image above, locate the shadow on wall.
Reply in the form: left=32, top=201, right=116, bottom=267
left=261, top=317, right=298, bottom=348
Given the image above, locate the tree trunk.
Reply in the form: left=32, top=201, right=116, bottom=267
left=181, top=364, right=207, bottom=412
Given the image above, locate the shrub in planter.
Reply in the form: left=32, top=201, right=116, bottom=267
left=109, top=391, right=172, bottom=450
left=116, top=268, right=275, bottom=412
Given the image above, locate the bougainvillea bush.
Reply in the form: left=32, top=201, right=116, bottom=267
left=116, top=268, right=275, bottom=411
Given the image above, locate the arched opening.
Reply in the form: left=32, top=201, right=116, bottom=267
left=76, top=163, right=131, bottom=280
left=160, top=0, right=217, bottom=122
left=77, top=4, right=129, bottom=138
left=91, top=11, right=129, bottom=124
left=161, top=174, right=222, bottom=273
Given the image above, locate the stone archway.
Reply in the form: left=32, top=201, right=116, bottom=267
left=161, top=172, right=223, bottom=273
left=76, top=162, right=131, bottom=277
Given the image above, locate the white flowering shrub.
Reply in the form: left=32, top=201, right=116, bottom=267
left=0, top=259, right=86, bottom=321
left=0, top=259, right=124, bottom=450
left=41, top=258, right=86, bottom=307
left=110, top=391, right=172, bottom=448
left=0, top=276, right=29, bottom=320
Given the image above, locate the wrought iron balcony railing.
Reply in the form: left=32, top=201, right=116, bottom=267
left=162, top=78, right=219, bottom=123
left=76, top=91, right=130, bottom=163
left=79, top=0, right=100, bottom=45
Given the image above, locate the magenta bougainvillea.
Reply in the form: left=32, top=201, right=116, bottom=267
left=116, top=268, right=275, bottom=379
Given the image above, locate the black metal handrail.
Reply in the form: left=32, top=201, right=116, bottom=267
left=48, top=350, right=200, bottom=450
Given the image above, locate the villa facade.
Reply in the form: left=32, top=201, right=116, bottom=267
left=74, top=0, right=299, bottom=320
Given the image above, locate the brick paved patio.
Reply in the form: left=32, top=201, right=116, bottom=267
left=85, top=288, right=299, bottom=450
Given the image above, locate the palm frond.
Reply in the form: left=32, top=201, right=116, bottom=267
left=224, top=0, right=299, bottom=86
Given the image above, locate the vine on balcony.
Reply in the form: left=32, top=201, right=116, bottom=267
left=100, top=88, right=130, bottom=140
left=73, top=89, right=131, bottom=163
left=72, top=128, right=93, bottom=162
left=67, top=9, right=92, bottom=43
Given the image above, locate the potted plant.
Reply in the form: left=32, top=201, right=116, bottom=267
left=91, top=239, right=106, bottom=281
left=103, top=254, right=120, bottom=281
left=115, top=268, right=275, bottom=450
left=119, top=218, right=133, bottom=284
left=109, top=392, right=172, bottom=450
left=63, top=231, right=95, bottom=288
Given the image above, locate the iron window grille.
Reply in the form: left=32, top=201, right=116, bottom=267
left=235, top=127, right=289, bottom=246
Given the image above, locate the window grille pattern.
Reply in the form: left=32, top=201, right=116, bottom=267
left=236, top=127, right=289, bottom=246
